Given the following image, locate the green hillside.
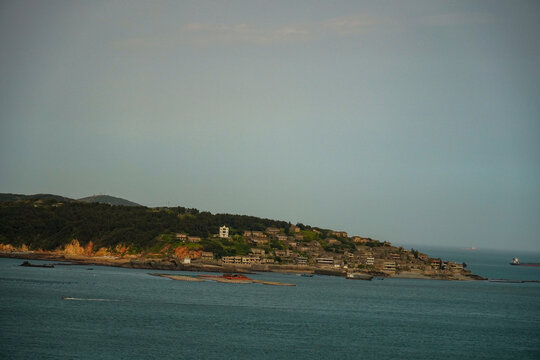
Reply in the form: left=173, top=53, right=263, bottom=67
left=0, top=197, right=301, bottom=255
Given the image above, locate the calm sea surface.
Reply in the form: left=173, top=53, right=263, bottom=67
left=1, top=248, right=539, bottom=359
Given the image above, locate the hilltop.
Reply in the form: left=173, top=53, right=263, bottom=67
left=77, top=194, right=141, bottom=207
left=0, top=194, right=481, bottom=280
left=0, top=193, right=141, bottom=207
left=0, top=193, right=73, bottom=203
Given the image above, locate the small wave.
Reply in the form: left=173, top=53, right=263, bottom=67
left=61, top=296, right=120, bottom=302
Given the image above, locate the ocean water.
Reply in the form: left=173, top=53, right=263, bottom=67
left=1, top=248, right=539, bottom=359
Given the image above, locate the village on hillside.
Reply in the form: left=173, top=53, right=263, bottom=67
left=148, top=225, right=472, bottom=279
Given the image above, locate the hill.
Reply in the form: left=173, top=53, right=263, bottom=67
left=0, top=198, right=290, bottom=251
left=0, top=193, right=73, bottom=203
left=0, top=194, right=478, bottom=279
left=77, top=194, right=141, bottom=207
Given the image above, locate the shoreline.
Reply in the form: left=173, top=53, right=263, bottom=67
left=0, top=252, right=486, bottom=281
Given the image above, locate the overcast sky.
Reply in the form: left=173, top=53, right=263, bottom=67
left=1, top=1, right=539, bottom=251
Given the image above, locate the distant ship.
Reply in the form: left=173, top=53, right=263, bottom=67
left=510, top=257, right=540, bottom=267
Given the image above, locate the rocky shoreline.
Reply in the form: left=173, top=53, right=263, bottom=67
left=0, top=251, right=486, bottom=281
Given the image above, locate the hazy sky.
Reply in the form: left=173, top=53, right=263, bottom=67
left=1, top=1, right=539, bottom=251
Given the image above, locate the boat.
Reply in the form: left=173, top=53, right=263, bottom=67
left=20, top=261, right=54, bottom=268
left=346, top=273, right=373, bottom=281
left=509, top=257, right=540, bottom=267
left=300, top=273, right=314, bottom=277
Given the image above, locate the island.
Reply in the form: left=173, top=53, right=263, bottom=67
left=0, top=194, right=484, bottom=281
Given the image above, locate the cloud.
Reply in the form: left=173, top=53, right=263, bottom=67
left=418, top=12, right=499, bottom=27
left=112, top=37, right=176, bottom=50
left=113, top=12, right=379, bottom=49
left=181, top=22, right=311, bottom=45
left=320, top=13, right=379, bottom=35
left=180, top=13, right=379, bottom=45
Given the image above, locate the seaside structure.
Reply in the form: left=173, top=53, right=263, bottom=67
left=383, top=261, right=396, bottom=271
left=316, top=257, right=335, bottom=266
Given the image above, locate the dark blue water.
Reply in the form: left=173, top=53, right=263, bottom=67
left=1, top=248, right=539, bottom=359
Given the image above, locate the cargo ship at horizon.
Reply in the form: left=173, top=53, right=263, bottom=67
left=510, top=257, right=540, bottom=267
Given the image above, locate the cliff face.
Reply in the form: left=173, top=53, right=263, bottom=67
left=0, top=243, right=29, bottom=252
left=0, top=240, right=202, bottom=262
left=62, top=240, right=93, bottom=256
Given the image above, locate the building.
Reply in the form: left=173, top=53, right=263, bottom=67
left=297, top=257, right=308, bottom=265
left=352, top=236, right=370, bottom=244
left=448, top=262, right=464, bottom=271
left=250, top=238, right=268, bottom=245
left=316, top=257, right=335, bottom=265
left=241, top=256, right=260, bottom=264
left=290, top=225, right=301, bottom=233
left=330, top=231, right=348, bottom=238
left=431, top=259, right=441, bottom=268
left=327, top=238, right=340, bottom=245
left=175, top=233, right=188, bottom=240
left=265, top=227, right=280, bottom=235
left=201, top=252, right=214, bottom=259
left=244, top=230, right=266, bottom=238
left=222, top=256, right=243, bottom=264
left=365, top=256, right=375, bottom=266
left=250, top=248, right=265, bottom=255
left=276, top=234, right=288, bottom=242
left=383, top=261, right=396, bottom=271
left=187, top=236, right=201, bottom=243
left=219, top=226, right=229, bottom=238
left=275, top=249, right=293, bottom=258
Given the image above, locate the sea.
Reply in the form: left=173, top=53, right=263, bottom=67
left=1, top=247, right=539, bottom=359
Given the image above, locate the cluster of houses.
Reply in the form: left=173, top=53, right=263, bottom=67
left=173, top=225, right=467, bottom=275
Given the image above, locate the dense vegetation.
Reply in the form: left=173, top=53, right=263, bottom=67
left=0, top=199, right=294, bottom=253
left=77, top=194, right=141, bottom=207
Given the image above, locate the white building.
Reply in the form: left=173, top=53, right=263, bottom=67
left=219, top=225, right=229, bottom=238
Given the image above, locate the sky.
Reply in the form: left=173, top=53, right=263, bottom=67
left=1, top=0, right=539, bottom=251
